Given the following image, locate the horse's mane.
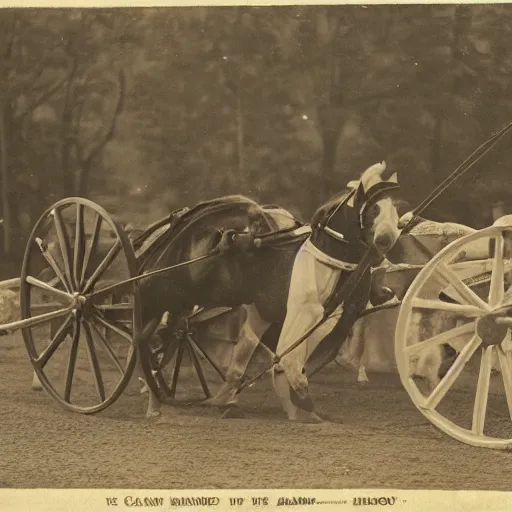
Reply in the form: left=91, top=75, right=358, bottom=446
left=310, top=190, right=352, bottom=227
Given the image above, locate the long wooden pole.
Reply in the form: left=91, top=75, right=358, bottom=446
left=0, top=103, right=11, bottom=255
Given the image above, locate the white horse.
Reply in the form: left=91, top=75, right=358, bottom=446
left=270, top=161, right=403, bottom=423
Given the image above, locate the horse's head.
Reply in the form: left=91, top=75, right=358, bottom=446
left=310, top=161, right=403, bottom=264
left=345, top=161, right=402, bottom=259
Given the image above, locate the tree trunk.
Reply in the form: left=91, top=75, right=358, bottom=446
left=429, top=5, right=472, bottom=179
left=60, top=57, right=79, bottom=197
left=76, top=162, right=90, bottom=197
left=235, top=90, right=246, bottom=190
left=0, top=103, right=12, bottom=255
left=321, top=130, right=339, bottom=201
left=429, top=105, right=444, bottom=177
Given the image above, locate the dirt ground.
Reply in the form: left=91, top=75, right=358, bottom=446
left=1, top=330, right=512, bottom=491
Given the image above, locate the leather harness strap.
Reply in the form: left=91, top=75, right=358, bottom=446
left=310, top=181, right=400, bottom=265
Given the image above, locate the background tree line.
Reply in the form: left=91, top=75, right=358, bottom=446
left=1, top=4, right=512, bottom=271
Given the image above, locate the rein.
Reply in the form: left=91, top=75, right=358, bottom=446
left=236, top=122, right=512, bottom=393
left=92, top=123, right=512, bottom=397
left=401, top=121, right=512, bottom=233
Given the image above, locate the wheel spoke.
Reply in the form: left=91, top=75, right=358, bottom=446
left=187, top=335, right=227, bottom=381
left=87, top=319, right=124, bottom=375
left=31, top=302, right=65, bottom=311
left=489, top=234, right=505, bottom=307
left=91, top=310, right=133, bottom=343
left=169, top=342, right=185, bottom=399
left=404, top=322, right=475, bottom=357
left=497, top=347, right=512, bottom=421
left=47, top=276, right=60, bottom=288
left=80, top=212, right=102, bottom=288
left=436, top=263, right=491, bottom=312
left=35, top=237, right=71, bottom=292
left=82, top=320, right=106, bottom=402
left=95, top=303, right=133, bottom=311
left=82, top=238, right=121, bottom=294
left=52, top=207, right=74, bottom=291
left=186, top=335, right=212, bottom=398
left=26, top=276, right=74, bottom=304
left=73, top=204, right=85, bottom=291
left=7, top=305, right=72, bottom=332
left=35, top=314, right=73, bottom=368
left=496, top=317, right=512, bottom=327
left=423, top=334, right=482, bottom=410
left=64, top=318, right=80, bottom=403
left=412, top=298, right=484, bottom=317
left=472, top=346, right=493, bottom=435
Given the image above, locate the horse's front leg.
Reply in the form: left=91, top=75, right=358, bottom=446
left=145, top=386, right=162, bottom=418
left=135, top=316, right=175, bottom=420
left=357, top=364, right=370, bottom=387
left=273, top=312, right=339, bottom=423
left=352, top=320, right=370, bottom=388
left=272, top=251, right=340, bottom=423
left=204, top=304, right=271, bottom=408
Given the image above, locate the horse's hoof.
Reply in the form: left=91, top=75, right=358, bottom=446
left=295, top=416, right=325, bottom=425
left=144, top=411, right=161, bottom=420
left=221, top=406, right=245, bottom=419
left=202, top=396, right=237, bottom=408
left=289, top=385, right=314, bottom=412
left=153, top=406, right=181, bottom=424
left=291, top=411, right=328, bottom=424
left=138, top=378, right=149, bottom=394
left=357, top=380, right=370, bottom=389
left=314, top=411, right=339, bottom=423
left=155, top=415, right=175, bottom=425
left=202, top=396, right=226, bottom=407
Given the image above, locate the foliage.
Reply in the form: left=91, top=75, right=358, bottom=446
left=2, top=5, right=512, bottom=258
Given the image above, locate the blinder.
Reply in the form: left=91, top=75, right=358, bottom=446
left=311, top=172, right=400, bottom=264
left=356, top=180, right=401, bottom=231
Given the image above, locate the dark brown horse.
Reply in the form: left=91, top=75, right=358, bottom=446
left=138, top=163, right=404, bottom=422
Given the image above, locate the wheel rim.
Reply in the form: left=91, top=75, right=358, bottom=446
left=20, top=198, right=140, bottom=414
left=395, top=225, right=512, bottom=449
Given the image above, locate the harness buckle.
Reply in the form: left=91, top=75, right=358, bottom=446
left=323, top=225, right=348, bottom=243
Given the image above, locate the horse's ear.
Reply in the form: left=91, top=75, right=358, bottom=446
left=360, top=161, right=387, bottom=194
left=346, top=180, right=359, bottom=207
left=353, top=182, right=365, bottom=207
left=386, top=172, right=398, bottom=184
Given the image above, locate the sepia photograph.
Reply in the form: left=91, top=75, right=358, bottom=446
left=0, top=1, right=512, bottom=501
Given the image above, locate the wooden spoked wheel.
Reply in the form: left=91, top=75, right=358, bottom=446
left=140, top=307, right=240, bottom=405
left=395, top=225, right=512, bottom=449
left=20, top=198, right=140, bottom=414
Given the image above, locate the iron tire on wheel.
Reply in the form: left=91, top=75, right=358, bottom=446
left=395, top=225, right=512, bottom=449
left=20, top=197, right=141, bottom=414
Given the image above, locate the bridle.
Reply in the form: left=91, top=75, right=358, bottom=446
left=315, top=180, right=401, bottom=257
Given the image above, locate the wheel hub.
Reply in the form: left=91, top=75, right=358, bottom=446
left=476, top=309, right=512, bottom=347
left=72, top=293, right=91, bottom=315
